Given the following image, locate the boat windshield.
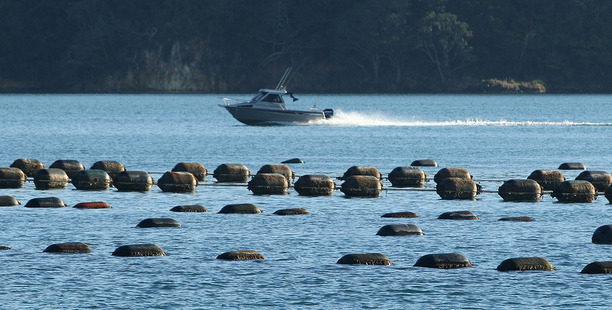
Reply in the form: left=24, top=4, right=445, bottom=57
left=251, top=92, right=284, bottom=103
left=251, top=92, right=265, bottom=102
left=262, top=94, right=283, bottom=103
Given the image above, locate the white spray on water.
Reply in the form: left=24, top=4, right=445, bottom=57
left=308, top=109, right=612, bottom=127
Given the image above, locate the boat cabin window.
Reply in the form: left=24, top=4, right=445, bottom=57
left=262, top=93, right=283, bottom=103
left=251, top=92, right=266, bottom=102
left=250, top=91, right=284, bottom=104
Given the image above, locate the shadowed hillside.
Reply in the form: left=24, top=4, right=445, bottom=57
left=0, top=0, right=610, bottom=93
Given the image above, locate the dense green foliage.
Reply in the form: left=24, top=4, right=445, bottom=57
left=0, top=0, right=610, bottom=93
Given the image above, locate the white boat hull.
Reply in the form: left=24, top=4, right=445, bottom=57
left=223, top=105, right=330, bottom=125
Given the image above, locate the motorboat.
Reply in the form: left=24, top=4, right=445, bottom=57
left=219, top=68, right=333, bottom=125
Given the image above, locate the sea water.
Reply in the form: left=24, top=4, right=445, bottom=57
left=0, top=94, right=611, bottom=309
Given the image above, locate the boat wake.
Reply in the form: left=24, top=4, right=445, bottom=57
left=310, top=110, right=612, bottom=127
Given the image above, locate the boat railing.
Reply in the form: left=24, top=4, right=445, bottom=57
left=221, top=97, right=245, bottom=106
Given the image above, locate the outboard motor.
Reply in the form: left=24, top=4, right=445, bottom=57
left=323, top=109, right=334, bottom=119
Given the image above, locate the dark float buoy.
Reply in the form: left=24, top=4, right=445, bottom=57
left=411, top=159, right=438, bottom=167
left=0, top=167, right=26, bottom=188
left=438, top=210, right=480, bottom=220
left=337, top=253, right=393, bottom=265
left=49, top=160, right=85, bottom=178
left=137, top=218, right=181, bottom=228
left=340, top=175, right=383, bottom=197
left=498, top=179, right=542, bottom=202
left=591, top=225, right=612, bottom=244
left=112, top=244, right=167, bottom=257
left=73, top=201, right=111, bottom=209
left=376, top=224, right=423, bottom=236
left=340, top=166, right=382, bottom=180
left=414, top=253, right=474, bottom=269
left=436, top=177, right=480, bottom=200
left=496, top=257, right=555, bottom=271
left=0, top=195, right=20, bottom=206
left=293, top=174, right=336, bottom=196
left=498, top=216, right=534, bottom=222
left=71, top=169, right=112, bottom=190
left=43, top=242, right=92, bottom=253
left=527, top=169, right=565, bottom=191
left=24, top=197, right=67, bottom=208
left=218, top=203, right=262, bottom=214
left=281, top=158, right=304, bottom=164
left=33, top=168, right=69, bottom=190
left=581, top=261, right=612, bottom=274
left=113, top=171, right=154, bottom=191
left=172, top=162, right=207, bottom=182
left=558, top=162, right=586, bottom=170
left=256, top=164, right=294, bottom=183
left=433, top=168, right=472, bottom=184
left=10, top=158, right=44, bottom=177
left=576, top=170, right=612, bottom=191
left=381, top=211, right=418, bottom=218
left=157, top=171, right=198, bottom=193
left=248, top=173, right=288, bottom=195
left=217, top=250, right=264, bottom=260
left=273, top=208, right=311, bottom=215
left=388, top=167, right=426, bottom=187
left=213, top=163, right=250, bottom=183
left=170, top=204, right=208, bottom=212
left=90, top=160, right=126, bottom=179
left=551, top=180, right=597, bottom=203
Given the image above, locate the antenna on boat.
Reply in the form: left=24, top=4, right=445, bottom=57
left=275, top=67, right=293, bottom=90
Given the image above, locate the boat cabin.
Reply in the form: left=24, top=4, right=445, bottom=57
left=249, top=89, right=289, bottom=110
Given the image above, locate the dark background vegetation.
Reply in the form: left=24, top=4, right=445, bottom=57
left=0, top=0, right=610, bottom=93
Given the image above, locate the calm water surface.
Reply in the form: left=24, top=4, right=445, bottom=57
left=0, top=94, right=611, bottom=309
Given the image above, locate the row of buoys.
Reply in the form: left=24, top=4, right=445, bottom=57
left=28, top=241, right=612, bottom=273
left=4, top=189, right=612, bottom=274
left=10, top=193, right=612, bottom=246
left=12, top=193, right=612, bottom=260
left=0, top=195, right=534, bottom=221
left=9, top=159, right=135, bottom=180
left=1, top=196, right=314, bottom=216
left=2, top=159, right=612, bottom=202
left=381, top=210, right=533, bottom=222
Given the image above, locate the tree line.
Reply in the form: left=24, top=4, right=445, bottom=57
left=0, top=0, right=610, bottom=93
